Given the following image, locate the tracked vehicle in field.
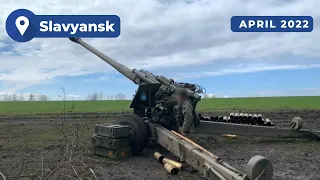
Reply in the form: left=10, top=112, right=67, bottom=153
left=69, top=38, right=319, bottom=180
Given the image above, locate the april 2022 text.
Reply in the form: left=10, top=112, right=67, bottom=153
left=231, top=16, right=313, bottom=32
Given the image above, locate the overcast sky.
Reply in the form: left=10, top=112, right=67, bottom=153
left=0, top=0, right=319, bottom=100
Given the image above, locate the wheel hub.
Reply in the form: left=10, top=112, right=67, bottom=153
left=245, top=155, right=273, bottom=180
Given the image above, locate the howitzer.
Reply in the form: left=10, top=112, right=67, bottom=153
left=70, top=38, right=204, bottom=129
left=69, top=38, right=320, bottom=180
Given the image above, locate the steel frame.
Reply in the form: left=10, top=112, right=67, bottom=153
left=148, top=123, right=250, bottom=180
left=147, top=119, right=319, bottom=180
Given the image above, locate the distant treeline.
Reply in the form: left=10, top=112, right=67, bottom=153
left=86, top=92, right=126, bottom=100
left=0, top=92, right=127, bottom=101
left=0, top=91, right=220, bottom=101
left=1, top=93, right=50, bottom=101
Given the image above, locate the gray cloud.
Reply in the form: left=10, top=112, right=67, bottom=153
left=0, top=0, right=319, bottom=93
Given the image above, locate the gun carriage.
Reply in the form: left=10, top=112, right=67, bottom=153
left=70, top=38, right=319, bottom=180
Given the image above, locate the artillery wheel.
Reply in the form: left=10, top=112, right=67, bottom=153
left=245, top=155, right=273, bottom=180
left=115, top=114, right=148, bottom=155
left=290, top=117, right=304, bottom=130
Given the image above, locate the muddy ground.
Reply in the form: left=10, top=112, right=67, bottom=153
left=0, top=110, right=319, bottom=180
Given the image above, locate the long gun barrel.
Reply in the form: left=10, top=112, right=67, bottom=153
left=69, top=38, right=157, bottom=85
left=69, top=38, right=200, bottom=100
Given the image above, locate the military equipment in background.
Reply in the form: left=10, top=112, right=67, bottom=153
left=197, top=112, right=319, bottom=140
left=70, top=38, right=320, bottom=180
left=94, top=124, right=130, bottom=138
left=92, top=124, right=132, bottom=158
left=200, top=112, right=274, bottom=126
left=70, top=38, right=206, bottom=153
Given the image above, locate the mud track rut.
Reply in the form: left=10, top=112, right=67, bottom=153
left=0, top=110, right=319, bottom=180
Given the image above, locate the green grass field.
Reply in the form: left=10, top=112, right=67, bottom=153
left=0, top=96, right=319, bottom=114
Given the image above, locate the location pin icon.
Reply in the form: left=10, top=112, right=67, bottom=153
left=15, top=16, right=30, bottom=36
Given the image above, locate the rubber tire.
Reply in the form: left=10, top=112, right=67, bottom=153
left=115, top=114, right=148, bottom=155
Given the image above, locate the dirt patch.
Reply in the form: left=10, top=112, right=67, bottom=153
left=0, top=110, right=319, bottom=180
